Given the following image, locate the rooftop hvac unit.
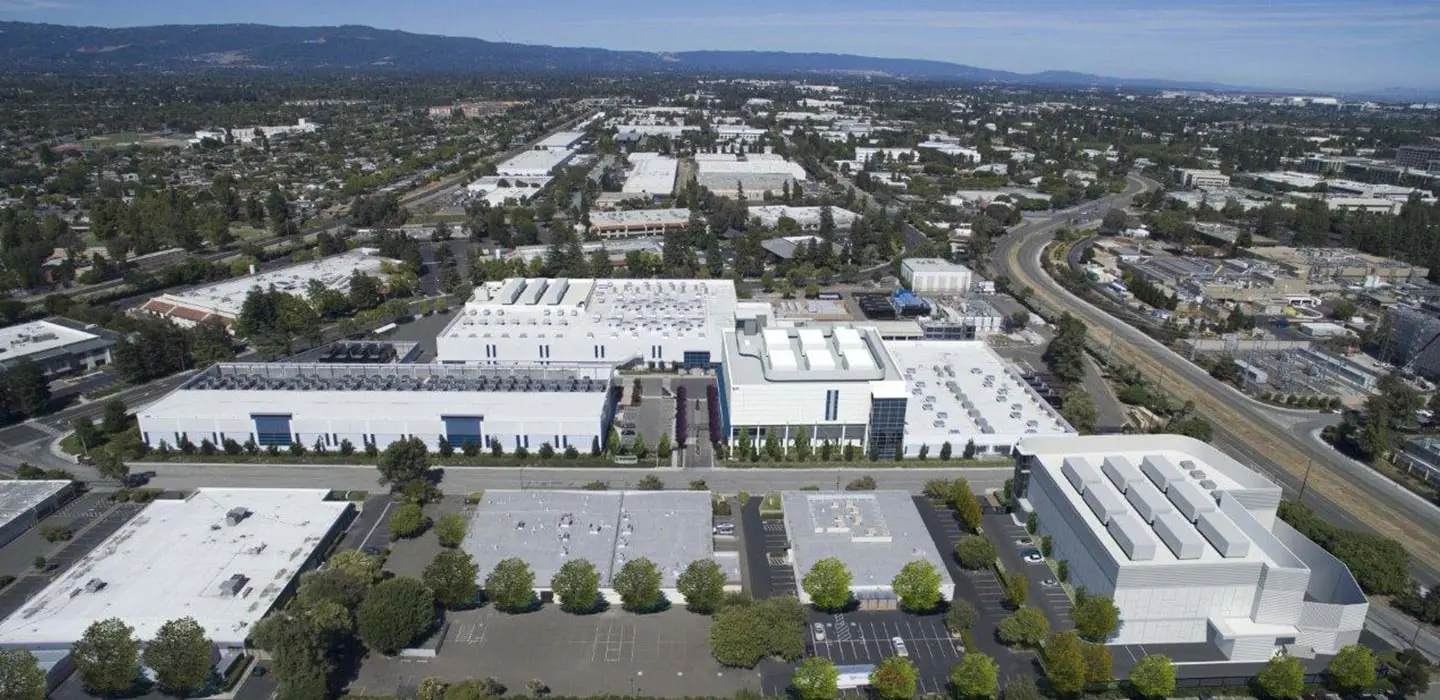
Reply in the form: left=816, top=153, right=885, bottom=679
left=219, top=573, right=249, bottom=596
left=84, top=578, right=107, bottom=594
left=226, top=507, right=252, bottom=526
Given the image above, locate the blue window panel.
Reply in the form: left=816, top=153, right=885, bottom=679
left=682, top=351, right=711, bottom=369
left=442, top=416, right=484, bottom=446
left=253, top=414, right=293, bottom=447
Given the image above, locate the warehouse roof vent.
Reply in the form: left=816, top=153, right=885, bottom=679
left=226, top=507, right=252, bottom=526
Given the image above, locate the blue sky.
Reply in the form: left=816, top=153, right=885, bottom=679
left=2, top=0, right=1437, bottom=92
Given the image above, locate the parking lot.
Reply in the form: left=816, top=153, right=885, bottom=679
left=806, top=612, right=963, bottom=695
left=760, top=518, right=796, bottom=596
left=352, top=606, right=753, bottom=698
left=986, top=514, right=1074, bottom=631
left=0, top=496, right=144, bottom=619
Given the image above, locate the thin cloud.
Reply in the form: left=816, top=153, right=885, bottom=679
left=0, top=0, right=73, bottom=10
left=569, top=3, right=1440, bottom=38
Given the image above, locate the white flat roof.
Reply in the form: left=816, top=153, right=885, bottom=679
left=0, top=321, right=99, bottom=361
left=461, top=490, right=712, bottom=589
left=902, top=258, right=972, bottom=274
left=499, top=149, right=574, bottom=175
left=622, top=155, right=679, bottom=195
left=536, top=131, right=585, bottom=150
left=1020, top=435, right=1285, bottom=568
left=148, top=249, right=389, bottom=320
left=694, top=153, right=808, bottom=179
left=0, top=488, right=348, bottom=647
left=885, top=341, right=1071, bottom=447
left=442, top=278, right=738, bottom=345
left=589, top=208, right=690, bottom=227
left=0, top=481, right=70, bottom=529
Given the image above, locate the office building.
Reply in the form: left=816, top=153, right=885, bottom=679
left=0, top=318, right=117, bottom=377
left=782, top=491, right=954, bottom=606
left=0, top=481, right=74, bottom=548
left=1397, top=145, right=1440, bottom=173
left=461, top=490, right=730, bottom=604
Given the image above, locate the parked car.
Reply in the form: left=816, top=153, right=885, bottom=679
left=1042, top=578, right=1059, bottom=587
left=892, top=637, right=908, bottom=656
left=813, top=623, right=826, bottom=641
left=713, top=522, right=736, bottom=535
left=1022, top=550, right=1044, bottom=564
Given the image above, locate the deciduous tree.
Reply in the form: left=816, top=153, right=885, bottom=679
left=72, top=617, right=140, bottom=696
left=954, top=535, right=996, bottom=570
left=950, top=653, right=1000, bottom=699
left=1042, top=631, right=1088, bottom=696
left=425, top=549, right=480, bottom=610
left=433, top=513, right=468, bottom=548
left=613, top=557, right=663, bottom=612
left=997, top=608, right=1049, bottom=647
left=1327, top=644, right=1376, bottom=693
left=551, top=559, right=602, bottom=613
left=802, top=557, right=852, bottom=611
left=870, top=656, right=919, bottom=700
left=356, top=576, right=435, bottom=654
left=1256, top=655, right=1306, bottom=699
left=791, top=656, right=840, bottom=700
left=0, top=649, right=46, bottom=700
left=1127, top=654, right=1175, bottom=699
left=483, top=557, right=535, bottom=612
left=1071, top=590, right=1120, bottom=642
left=145, top=617, right=215, bottom=696
left=892, top=560, right=943, bottom=613
left=377, top=436, right=431, bottom=486
left=677, top=559, right=727, bottom=613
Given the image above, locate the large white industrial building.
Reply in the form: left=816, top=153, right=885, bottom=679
left=1015, top=435, right=1368, bottom=661
left=497, top=149, right=576, bottom=178
left=437, top=278, right=738, bottom=368
left=749, top=205, right=859, bottom=232
left=461, top=490, right=731, bottom=605
left=0, top=488, right=351, bottom=650
left=901, top=258, right=975, bottom=294
left=137, top=362, right=617, bottom=453
left=694, top=152, right=808, bottom=196
left=137, top=273, right=1066, bottom=461
left=782, top=491, right=954, bottom=606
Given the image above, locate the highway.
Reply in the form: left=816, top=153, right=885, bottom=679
left=990, top=174, right=1440, bottom=585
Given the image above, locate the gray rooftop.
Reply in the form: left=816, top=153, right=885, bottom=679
left=782, top=491, right=951, bottom=588
left=0, top=481, right=70, bottom=528
left=460, top=490, right=712, bottom=589
left=179, top=362, right=613, bottom=393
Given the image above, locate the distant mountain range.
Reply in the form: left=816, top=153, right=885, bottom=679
left=0, top=20, right=1264, bottom=92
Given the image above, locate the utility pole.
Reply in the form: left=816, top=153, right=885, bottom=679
left=1297, top=458, right=1313, bottom=503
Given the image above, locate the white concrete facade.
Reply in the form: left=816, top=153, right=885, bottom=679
left=137, top=363, right=615, bottom=454
left=1014, top=435, right=1367, bottom=661
left=901, top=258, right=974, bottom=293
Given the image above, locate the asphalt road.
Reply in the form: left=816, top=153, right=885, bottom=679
left=133, top=463, right=1014, bottom=494
left=989, top=175, right=1440, bottom=585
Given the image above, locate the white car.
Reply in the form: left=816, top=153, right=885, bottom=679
left=813, top=623, right=826, bottom=641
left=892, top=637, right=908, bottom=657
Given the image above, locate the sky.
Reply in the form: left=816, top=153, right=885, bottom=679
left=1, top=0, right=1437, bottom=92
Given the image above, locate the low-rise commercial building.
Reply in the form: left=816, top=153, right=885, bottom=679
left=1014, top=434, right=1367, bottom=661
left=748, top=205, right=858, bottom=232
left=0, top=488, right=352, bottom=650
left=139, top=249, right=391, bottom=328
left=694, top=153, right=807, bottom=196
left=460, top=490, right=726, bottom=604
left=0, top=481, right=74, bottom=548
left=622, top=153, right=679, bottom=198
left=0, top=318, right=117, bottom=377
left=1246, top=246, right=1426, bottom=286
left=1177, top=169, right=1231, bottom=189
left=782, top=491, right=954, bottom=606
left=1396, top=144, right=1440, bottom=173
left=498, top=149, right=577, bottom=178
left=1395, top=437, right=1440, bottom=484
left=587, top=209, right=691, bottom=239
